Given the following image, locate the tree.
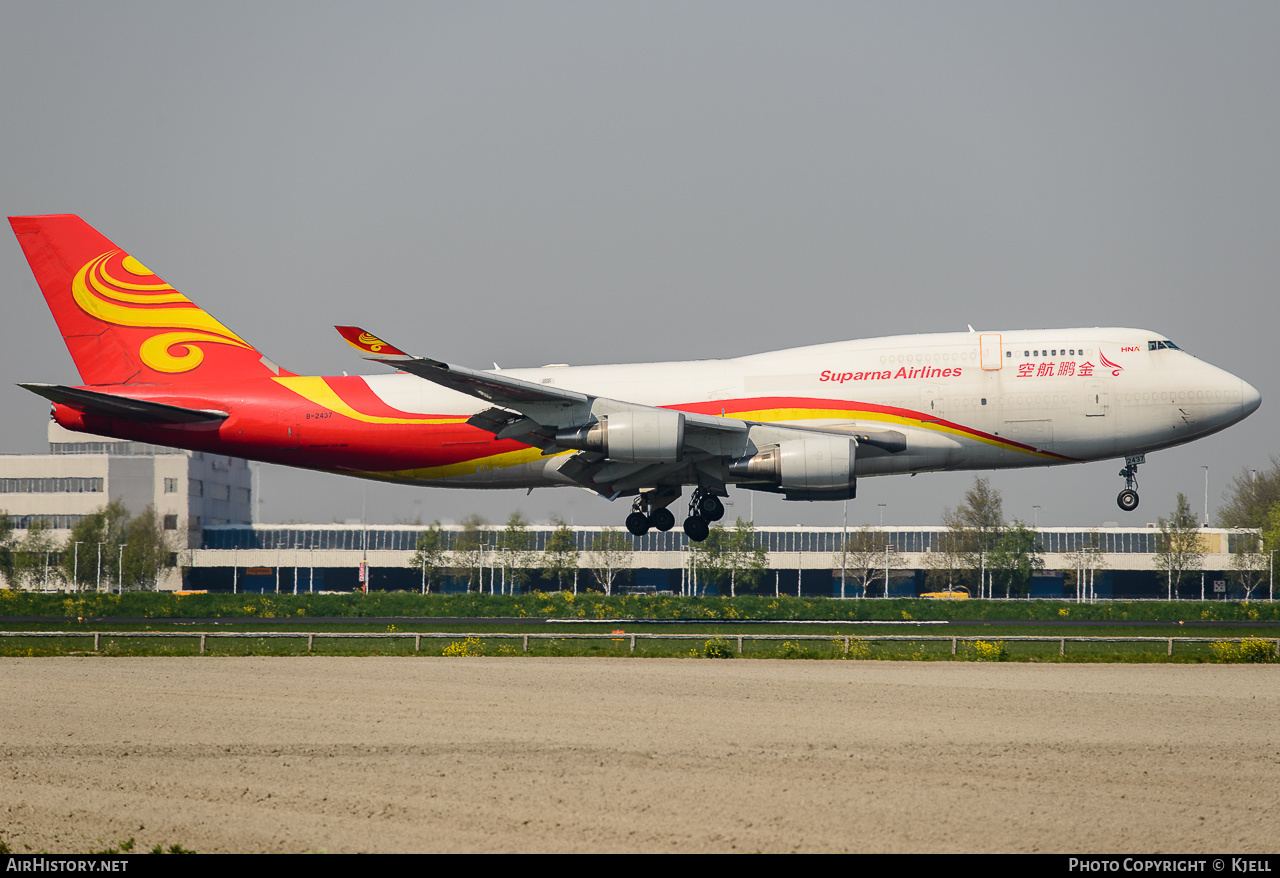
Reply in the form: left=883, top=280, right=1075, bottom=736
left=0, top=512, right=14, bottom=587
left=60, top=501, right=130, bottom=591
left=986, top=521, right=1043, bottom=599
left=695, top=518, right=767, bottom=597
left=410, top=521, right=447, bottom=594
left=543, top=517, right=579, bottom=593
left=10, top=520, right=61, bottom=590
left=1228, top=531, right=1267, bottom=601
left=953, top=476, right=1006, bottom=553
left=587, top=528, right=633, bottom=595
left=452, top=514, right=490, bottom=592
left=1154, top=493, right=1204, bottom=600
left=838, top=526, right=890, bottom=598
left=121, top=507, right=176, bottom=591
left=1217, top=456, right=1280, bottom=529
left=930, top=476, right=1007, bottom=592
left=925, top=523, right=971, bottom=593
left=496, top=512, right=535, bottom=594
left=1064, top=530, right=1107, bottom=601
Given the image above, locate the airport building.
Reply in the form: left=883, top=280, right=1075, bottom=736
left=1, top=425, right=1265, bottom=599
left=182, top=522, right=1268, bottom=601
left=0, top=422, right=256, bottom=588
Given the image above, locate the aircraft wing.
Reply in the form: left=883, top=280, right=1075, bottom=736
left=335, top=325, right=749, bottom=435
left=335, top=325, right=589, bottom=410
left=336, top=326, right=899, bottom=502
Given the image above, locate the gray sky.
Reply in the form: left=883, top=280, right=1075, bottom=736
left=2, top=1, right=1277, bottom=529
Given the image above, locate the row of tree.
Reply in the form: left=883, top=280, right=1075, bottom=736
left=410, top=513, right=630, bottom=595
left=409, top=511, right=772, bottom=596
left=0, top=501, right=176, bottom=591
left=836, top=477, right=1045, bottom=598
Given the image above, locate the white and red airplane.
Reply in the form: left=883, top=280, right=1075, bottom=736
left=11, top=214, right=1261, bottom=540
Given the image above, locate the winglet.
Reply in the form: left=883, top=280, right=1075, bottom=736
left=335, top=326, right=414, bottom=361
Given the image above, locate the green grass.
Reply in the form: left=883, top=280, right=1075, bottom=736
left=2, top=626, right=1274, bottom=662
left=2, top=591, right=1276, bottom=662
left=3, top=589, right=1279, bottom=623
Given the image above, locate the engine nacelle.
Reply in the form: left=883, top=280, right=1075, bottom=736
left=728, top=436, right=857, bottom=500
left=555, top=409, right=686, bottom=462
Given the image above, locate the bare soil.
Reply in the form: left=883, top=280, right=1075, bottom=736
left=1, top=657, right=1276, bottom=853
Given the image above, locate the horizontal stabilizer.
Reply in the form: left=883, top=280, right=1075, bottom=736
left=19, top=383, right=229, bottom=424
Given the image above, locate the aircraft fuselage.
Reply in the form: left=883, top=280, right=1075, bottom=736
left=49, top=327, right=1259, bottom=493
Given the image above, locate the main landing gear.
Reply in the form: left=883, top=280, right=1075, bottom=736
left=682, top=488, right=725, bottom=542
left=625, top=495, right=677, bottom=537
left=1117, top=454, right=1144, bottom=512
left=625, top=488, right=725, bottom=541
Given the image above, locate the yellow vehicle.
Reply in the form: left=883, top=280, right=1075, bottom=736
left=921, top=586, right=970, bottom=600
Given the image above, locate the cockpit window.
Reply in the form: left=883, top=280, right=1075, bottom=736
left=1148, top=340, right=1181, bottom=351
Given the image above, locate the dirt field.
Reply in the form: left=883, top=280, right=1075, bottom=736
left=1, top=657, right=1276, bottom=853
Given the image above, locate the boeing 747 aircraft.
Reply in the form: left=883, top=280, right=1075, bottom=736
left=9, top=215, right=1261, bottom=540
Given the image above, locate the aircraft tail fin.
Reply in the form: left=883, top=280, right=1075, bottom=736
left=9, top=214, right=289, bottom=386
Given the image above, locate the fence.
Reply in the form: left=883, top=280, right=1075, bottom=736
left=3, top=630, right=1276, bottom=658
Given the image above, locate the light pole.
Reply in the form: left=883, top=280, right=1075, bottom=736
left=1202, top=466, right=1210, bottom=526
left=73, top=541, right=82, bottom=592
left=96, top=542, right=103, bottom=592
left=117, top=544, right=124, bottom=594
left=1271, top=549, right=1277, bottom=602
left=840, top=500, right=847, bottom=599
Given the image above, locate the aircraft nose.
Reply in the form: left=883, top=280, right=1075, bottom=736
left=1241, top=379, right=1262, bottom=417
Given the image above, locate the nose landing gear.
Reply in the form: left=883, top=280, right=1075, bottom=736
left=1117, top=454, right=1144, bottom=512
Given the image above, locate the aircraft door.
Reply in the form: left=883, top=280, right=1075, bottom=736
left=276, top=409, right=302, bottom=450
left=1085, top=381, right=1108, bottom=417
left=980, top=334, right=1003, bottom=371
left=920, top=384, right=944, bottom=421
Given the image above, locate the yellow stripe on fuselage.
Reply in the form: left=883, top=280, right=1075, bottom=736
left=357, top=445, right=569, bottom=481
left=273, top=376, right=466, bottom=425
left=728, top=405, right=1063, bottom=460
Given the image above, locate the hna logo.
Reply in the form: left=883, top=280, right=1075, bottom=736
left=1120, top=345, right=1141, bottom=352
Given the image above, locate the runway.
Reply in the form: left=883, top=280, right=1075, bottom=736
left=2, top=657, right=1276, bottom=853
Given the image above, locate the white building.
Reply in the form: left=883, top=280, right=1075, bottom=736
left=0, top=422, right=256, bottom=553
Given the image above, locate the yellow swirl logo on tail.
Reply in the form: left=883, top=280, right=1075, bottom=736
left=71, top=250, right=255, bottom=373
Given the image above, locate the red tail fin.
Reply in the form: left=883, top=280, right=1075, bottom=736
left=9, top=214, right=289, bottom=385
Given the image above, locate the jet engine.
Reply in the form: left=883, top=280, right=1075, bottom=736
left=554, top=409, right=686, bottom=462
left=728, top=436, right=857, bottom=500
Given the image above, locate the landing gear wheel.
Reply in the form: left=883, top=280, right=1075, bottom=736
left=683, top=515, right=710, bottom=542
left=650, top=507, right=675, bottom=532
left=1116, top=455, right=1143, bottom=513
left=690, top=488, right=726, bottom=522
left=626, top=511, right=651, bottom=536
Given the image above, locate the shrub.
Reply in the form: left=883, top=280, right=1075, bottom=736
left=442, top=636, right=484, bottom=657
left=702, top=638, right=735, bottom=659
left=1209, top=638, right=1276, bottom=663
left=780, top=640, right=810, bottom=658
left=971, top=640, right=1008, bottom=661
